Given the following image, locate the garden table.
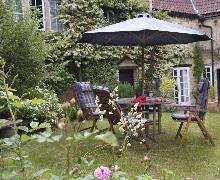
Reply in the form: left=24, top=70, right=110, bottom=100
left=117, top=97, right=172, bottom=140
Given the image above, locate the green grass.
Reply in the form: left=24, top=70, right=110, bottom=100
left=25, top=112, right=220, bottom=179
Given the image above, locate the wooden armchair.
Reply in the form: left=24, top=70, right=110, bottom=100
left=171, top=78, right=215, bottom=146
left=94, top=86, right=121, bottom=133
left=73, top=82, right=105, bottom=131
left=94, top=86, right=152, bottom=148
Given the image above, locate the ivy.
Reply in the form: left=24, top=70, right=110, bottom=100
left=193, top=46, right=205, bottom=82
left=49, top=0, right=193, bottom=87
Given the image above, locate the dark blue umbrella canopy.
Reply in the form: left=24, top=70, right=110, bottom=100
left=81, top=14, right=210, bottom=46
left=81, top=13, right=210, bottom=94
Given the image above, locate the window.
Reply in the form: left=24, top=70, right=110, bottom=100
left=49, top=0, right=62, bottom=31
left=13, top=0, right=23, bottom=21
left=203, top=65, right=212, bottom=83
left=30, top=0, right=45, bottom=30
left=173, top=67, right=191, bottom=105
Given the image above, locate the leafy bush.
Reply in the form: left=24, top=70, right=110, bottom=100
left=17, top=86, right=63, bottom=126
left=160, top=76, right=176, bottom=99
left=118, top=83, right=135, bottom=98
left=193, top=46, right=205, bottom=83
left=0, top=1, right=48, bottom=95
left=83, top=61, right=118, bottom=89
left=134, top=85, right=142, bottom=97
left=41, top=63, right=74, bottom=95
left=209, top=85, right=216, bottom=101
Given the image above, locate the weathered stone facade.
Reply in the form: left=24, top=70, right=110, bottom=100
left=169, top=15, right=220, bottom=103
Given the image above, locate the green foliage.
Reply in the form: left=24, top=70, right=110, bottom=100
left=193, top=46, right=205, bottom=82
left=41, top=63, right=74, bottom=95
left=99, top=0, right=148, bottom=22
left=61, top=99, right=79, bottom=123
left=58, top=0, right=107, bottom=67
left=209, top=85, right=216, bottom=101
left=83, top=60, right=118, bottom=88
left=55, top=0, right=192, bottom=87
left=95, top=131, right=118, bottom=147
left=0, top=1, right=48, bottom=95
left=134, top=85, right=142, bottom=97
left=160, top=76, right=176, bottom=99
left=118, top=83, right=135, bottom=98
left=18, top=86, right=63, bottom=126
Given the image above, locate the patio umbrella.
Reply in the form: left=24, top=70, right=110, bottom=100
left=81, top=13, right=210, bottom=94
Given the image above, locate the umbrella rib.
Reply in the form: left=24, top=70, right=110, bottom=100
left=127, top=32, right=144, bottom=44
left=145, top=31, right=163, bottom=42
left=127, top=31, right=162, bottom=45
left=165, top=32, right=183, bottom=44
left=104, top=33, right=120, bottom=45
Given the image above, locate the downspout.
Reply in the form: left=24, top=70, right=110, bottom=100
left=198, top=15, right=215, bottom=86
left=191, top=0, right=215, bottom=86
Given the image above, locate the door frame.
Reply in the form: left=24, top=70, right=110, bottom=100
left=173, top=67, right=191, bottom=105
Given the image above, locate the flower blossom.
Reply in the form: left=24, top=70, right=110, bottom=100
left=94, top=166, right=110, bottom=180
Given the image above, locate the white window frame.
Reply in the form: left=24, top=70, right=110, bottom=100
left=203, top=65, right=212, bottom=84
left=13, top=0, right=23, bottom=21
left=49, top=0, right=61, bottom=31
left=173, top=67, right=191, bottom=105
left=30, top=0, right=46, bottom=31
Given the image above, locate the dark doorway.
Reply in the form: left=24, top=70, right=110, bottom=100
left=119, top=69, right=134, bottom=86
left=217, top=69, right=220, bottom=103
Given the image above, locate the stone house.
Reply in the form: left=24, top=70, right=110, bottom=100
left=13, top=0, right=61, bottom=32
left=152, top=0, right=220, bottom=105
left=13, top=0, right=220, bottom=105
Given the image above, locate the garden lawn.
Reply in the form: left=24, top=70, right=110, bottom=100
left=25, top=112, right=220, bottom=179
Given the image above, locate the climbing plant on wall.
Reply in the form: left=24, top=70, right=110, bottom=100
left=193, top=46, right=205, bottom=82
left=49, top=0, right=193, bottom=88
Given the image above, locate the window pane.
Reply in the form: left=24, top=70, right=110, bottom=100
left=36, top=0, right=42, bottom=6
left=32, top=0, right=36, bottom=6
left=49, top=0, right=62, bottom=31
left=31, top=0, right=44, bottom=30
left=207, top=68, right=210, bottom=72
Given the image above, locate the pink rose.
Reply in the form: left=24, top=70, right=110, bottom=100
left=94, top=166, right=110, bottom=180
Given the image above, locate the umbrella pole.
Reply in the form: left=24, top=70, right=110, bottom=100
left=141, top=46, right=145, bottom=95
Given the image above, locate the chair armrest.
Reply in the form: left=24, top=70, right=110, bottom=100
left=187, top=108, right=206, bottom=113
left=86, top=105, right=97, bottom=108
left=175, top=104, right=197, bottom=108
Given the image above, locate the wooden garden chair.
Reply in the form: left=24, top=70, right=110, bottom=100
left=73, top=82, right=105, bottom=132
left=94, top=86, right=121, bottom=134
left=94, top=86, right=152, bottom=148
left=171, top=78, right=215, bottom=146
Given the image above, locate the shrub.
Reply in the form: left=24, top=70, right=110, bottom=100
left=208, top=85, right=216, bottom=101
left=0, top=2, right=48, bottom=95
left=118, top=83, right=135, bottom=98
left=160, top=76, right=176, bottom=99
left=17, top=86, right=63, bottom=126
left=41, top=63, right=74, bottom=95
left=134, top=85, right=142, bottom=97
left=193, top=46, right=205, bottom=82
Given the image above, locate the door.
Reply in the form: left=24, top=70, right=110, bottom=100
left=119, top=69, right=134, bottom=86
left=173, top=67, right=191, bottom=105
left=217, top=69, right=220, bottom=103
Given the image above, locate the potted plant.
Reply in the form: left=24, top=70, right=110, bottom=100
left=207, top=85, right=218, bottom=112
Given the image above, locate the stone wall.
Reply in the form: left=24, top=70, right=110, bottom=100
left=170, top=15, right=220, bottom=101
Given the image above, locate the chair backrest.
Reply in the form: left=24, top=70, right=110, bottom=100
left=74, top=82, right=97, bottom=112
left=197, top=78, right=209, bottom=120
left=94, top=86, right=121, bottom=125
